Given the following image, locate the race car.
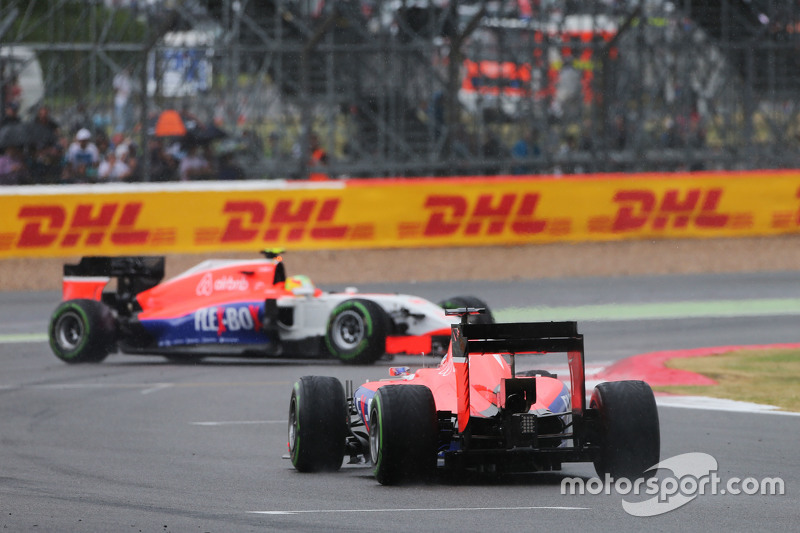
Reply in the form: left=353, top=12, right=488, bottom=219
left=48, top=250, right=493, bottom=365
left=288, top=309, right=661, bottom=484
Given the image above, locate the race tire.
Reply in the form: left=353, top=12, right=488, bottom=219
left=324, top=299, right=388, bottom=365
left=589, top=380, right=660, bottom=479
left=369, top=384, right=438, bottom=485
left=48, top=299, right=116, bottom=364
left=437, top=295, right=495, bottom=324
left=288, top=376, right=348, bottom=473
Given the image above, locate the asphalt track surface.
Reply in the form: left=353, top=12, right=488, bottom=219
left=2, top=272, right=799, bottom=532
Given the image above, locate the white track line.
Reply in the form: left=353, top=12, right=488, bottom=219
left=140, top=383, right=174, bottom=395
left=655, top=395, right=800, bottom=416
left=191, top=420, right=285, bottom=426
left=250, top=506, right=589, bottom=515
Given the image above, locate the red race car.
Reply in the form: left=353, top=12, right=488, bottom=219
left=48, top=250, right=493, bottom=364
left=288, top=309, right=660, bottom=484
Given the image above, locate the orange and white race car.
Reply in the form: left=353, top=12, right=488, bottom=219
left=48, top=250, right=492, bottom=364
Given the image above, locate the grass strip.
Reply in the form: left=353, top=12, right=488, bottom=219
left=656, top=347, right=800, bottom=412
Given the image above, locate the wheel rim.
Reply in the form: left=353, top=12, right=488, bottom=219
left=54, top=311, right=85, bottom=351
left=331, top=310, right=365, bottom=350
left=369, top=410, right=380, bottom=464
left=288, top=397, right=298, bottom=453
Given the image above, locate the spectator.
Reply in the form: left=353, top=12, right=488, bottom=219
left=97, top=145, right=131, bottom=182
left=4, top=75, right=22, bottom=108
left=0, top=145, right=30, bottom=185
left=577, top=119, right=595, bottom=152
left=148, top=137, right=178, bottom=181
left=242, top=128, right=264, bottom=155
left=511, top=128, right=542, bottom=175
left=555, top=133, right=579, bottom=175
left=217, top=151, right=244, bottom=180
left=69, top=102, right=93, bottom=136
left=29, top=142, right=64, bottom=184
left=95, top=132, right=112, bottom=159
left=62, top=128, right=101, bottom=183
left=307, top=132, right=329, bottom=181
left=1, top=102, right=21, bottom=127
left=179, top=144, right=212, bottom=181
left=265, top=131, right=293, bottom=178
left=33, top=106, right=60, bottom=136
left=480, top=132, right=505, bottom=175
left=112, top=66, right=133, bottom=133
left=124, top=143, right=141, bottom=182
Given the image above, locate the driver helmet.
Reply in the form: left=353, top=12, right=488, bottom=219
left=285, top=274, right=314, bottom=295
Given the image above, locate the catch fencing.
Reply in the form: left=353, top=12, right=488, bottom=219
left=2, top=1, right=800, bottom=179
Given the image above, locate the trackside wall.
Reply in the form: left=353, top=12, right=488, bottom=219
left=2, top=170, right=800, bottom=259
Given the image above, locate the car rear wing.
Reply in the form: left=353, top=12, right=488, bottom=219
left=458, top=321, right=582, bottom=355
left=62, top=256, right=165, bottom=303
left=448, top=311, right=586, bottom=435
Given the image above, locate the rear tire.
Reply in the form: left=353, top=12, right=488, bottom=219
left=437, top=295, right=495, bottom=324
left=590, top=380, right=660, bottom=479
left=288, top=376, right=348, bottom=472
left=49, top=299, right=116, bottom=364
left=369, top=385, right=438, bottom=485
left=324, top=299, right=388, bottom=365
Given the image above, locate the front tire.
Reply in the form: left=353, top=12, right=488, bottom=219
left=590, top=380, right=660, bottom=479
left=288, top=376, right=348, bottom=473
left=324, top=299, right=388, bottom=365
left=369, top=385, right=438, bottom=485
left=49, top=299, right=116, bottom=364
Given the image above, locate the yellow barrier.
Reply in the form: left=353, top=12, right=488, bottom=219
left=2, top=170, right=800, bottom=258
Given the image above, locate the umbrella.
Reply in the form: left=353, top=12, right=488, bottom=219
left=185, top=123, right=228, bottom=144
left=151, top=109, right=203, bottom=137
left=0, top=121, right=58, bottom=148
left=153, top=109, right=190, bottom=137
left=151, top=110, right=226, bottom=144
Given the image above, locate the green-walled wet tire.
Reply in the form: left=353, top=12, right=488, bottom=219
left=49, top=299, right=116, bottom=364
left=324, top=299, right=388, bottom=365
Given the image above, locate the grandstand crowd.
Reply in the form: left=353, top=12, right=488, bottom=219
left=0, top=99, right=254, bottom=185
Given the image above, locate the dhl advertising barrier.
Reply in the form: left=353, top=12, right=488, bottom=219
left=2, top=170, right=800, bottom=259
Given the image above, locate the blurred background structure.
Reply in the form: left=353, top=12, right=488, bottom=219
left=2, top=0, right=800, bottom=180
